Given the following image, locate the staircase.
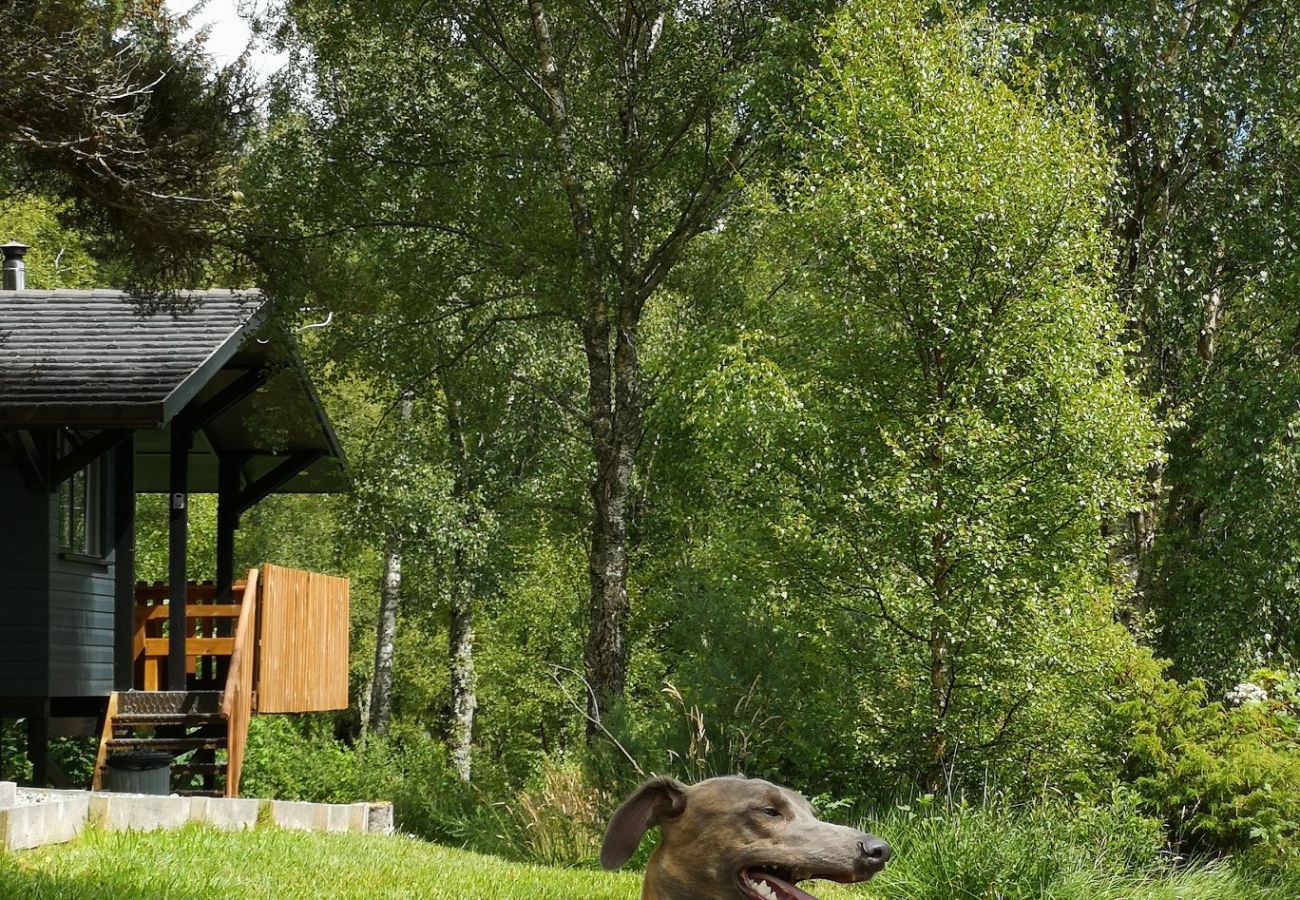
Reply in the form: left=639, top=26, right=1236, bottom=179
left=100, top=691, right=229, bottom=797
left=93, top=567, right=261, bottom=798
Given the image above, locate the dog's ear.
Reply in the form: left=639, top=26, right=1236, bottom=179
left=600, top=776, right=687, bottom=870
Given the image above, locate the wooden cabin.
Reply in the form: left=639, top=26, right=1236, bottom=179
left=0, top=242, right=350, bottom=797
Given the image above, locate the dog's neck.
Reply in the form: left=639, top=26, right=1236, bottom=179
left=642, top=851, right=734, bottom=900
left=641, top=863, right=685, bottom=900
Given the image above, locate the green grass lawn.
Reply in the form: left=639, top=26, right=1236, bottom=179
left=0, top=825, right=1291, bottom=900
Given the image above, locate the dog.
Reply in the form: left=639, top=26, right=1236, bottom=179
left=601, top=775, right=890, bottom=900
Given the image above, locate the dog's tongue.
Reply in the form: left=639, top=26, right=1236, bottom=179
left=752, top=872, right=820, bottom=900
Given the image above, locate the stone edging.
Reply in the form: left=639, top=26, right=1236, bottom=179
left=0, top=782, right=395, bottom=852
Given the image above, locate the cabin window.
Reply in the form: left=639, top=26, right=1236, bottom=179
left=57, top=442, right=106, bottom=559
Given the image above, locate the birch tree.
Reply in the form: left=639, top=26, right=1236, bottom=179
left=989, top=0, right=1300, bottom=673
left=367, top=393, right=412, bottom=737
left=681, top=0, right=1159, bottom=786
left=253, top=0, right=822, bottom=728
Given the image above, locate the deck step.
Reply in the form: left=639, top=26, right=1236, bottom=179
left=106, top=736, right=226, bottom=753
left=117, top=691, right=222, bottom=717
left=113, top=712, right=224, bottom=727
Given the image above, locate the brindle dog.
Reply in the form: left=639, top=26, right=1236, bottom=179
left=601, top=776, right=890, bottom=900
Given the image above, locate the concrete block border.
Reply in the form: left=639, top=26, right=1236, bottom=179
left=1, top=782, right=394, bottom=852
left=1, top=789, right=88, bottom=852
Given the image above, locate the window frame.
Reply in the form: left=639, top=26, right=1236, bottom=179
left=56, top=434, right=108, bottom=562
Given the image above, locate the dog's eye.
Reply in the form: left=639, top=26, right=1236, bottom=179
left=761, top=806, right=781, bottom=817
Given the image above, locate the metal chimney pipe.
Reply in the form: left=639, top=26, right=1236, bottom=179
left=2, top=241, right=28, bottom=290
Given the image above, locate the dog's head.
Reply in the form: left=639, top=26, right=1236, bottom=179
left=601, top=775, right=890, bottom=900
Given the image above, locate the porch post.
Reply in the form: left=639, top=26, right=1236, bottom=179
left=216, top=454, right=240, bottom=599
left=113, top=434, right=136, bottom=691
left=27, top=712, right=48, bottom=787
left=167, top=423, right=190, bottom=690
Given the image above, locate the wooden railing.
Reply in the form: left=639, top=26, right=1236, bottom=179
left=90, top=691, right=119, bottom=792
left=102, top=565, right=349, bottom=797
left=133, top=581, right=246, bottom=691
left=220, top=566, right=259, bottom=798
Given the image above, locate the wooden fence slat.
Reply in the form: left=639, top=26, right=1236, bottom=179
left=222, top=568, right=259, bottom=797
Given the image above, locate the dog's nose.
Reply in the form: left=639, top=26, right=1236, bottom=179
left=860, top=835, right=891, bottom=871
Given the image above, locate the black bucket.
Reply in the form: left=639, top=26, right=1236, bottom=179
left=103, top=751, right=172, bottom=795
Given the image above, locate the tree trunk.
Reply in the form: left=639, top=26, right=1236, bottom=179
left=442, top=378, right=477, bottom=783
left=1128, top=458, right=1166, bottom=614
left=528, top=0, right=637, bottom=731
left=448, top=581, right=475, bottom=782
left=926, top=347, right=952, bottom=788
left=367, top=394, right=413, bottom=737
left=583, top=423, right=633, bottom=729
left=581, top=303, right=641, bottom=730
left=927, top=531, right=952, bottom=787
left=368, top=539, right=401, bottom=736
left=357, top=672, right=372, bottom=738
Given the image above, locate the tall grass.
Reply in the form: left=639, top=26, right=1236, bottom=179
left=854, top=792, right=1296, bottom=900
left=465, top=759, right=1298, bottom=898
left=506, top=762, right=613, bottom=866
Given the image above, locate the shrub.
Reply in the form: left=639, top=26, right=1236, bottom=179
left=854, top=793, right=1300, bottom=900
left=0, top=719, right=32, bottom=782
left=239, top=716, right=505, bottom=847
left=862, top=789, right=1165, bottom=900
left=1101, top=656, right=1300, bottom=866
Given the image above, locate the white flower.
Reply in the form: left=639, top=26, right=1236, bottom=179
left=1226, top=682, right=1269, bottom=706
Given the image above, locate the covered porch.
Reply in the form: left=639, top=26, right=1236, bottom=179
left=0, top=279, right=351, bottom=796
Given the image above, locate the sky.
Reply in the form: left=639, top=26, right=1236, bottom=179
left=164, top=0, right=288, bottom=83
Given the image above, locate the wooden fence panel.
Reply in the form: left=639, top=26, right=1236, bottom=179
left=256, top=564, right=350, bottom=713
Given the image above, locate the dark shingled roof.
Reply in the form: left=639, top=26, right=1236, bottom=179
left=0, top=289, right=265, bottom=426
left=0, top=288, right=347, bottom=493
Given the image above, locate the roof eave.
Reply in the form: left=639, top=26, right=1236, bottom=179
left=158, top=291, right=270, bottom=426
left=0, top=402, right=167, bottom=428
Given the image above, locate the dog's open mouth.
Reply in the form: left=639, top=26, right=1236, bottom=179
left=739, top=867, right=859, bottom=900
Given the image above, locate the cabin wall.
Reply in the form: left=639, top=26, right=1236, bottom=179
left=0, top=447, right=119, bottom=702
left=0, top=454, right=51, bottom=698
left=46, top=454, right=117, bottom=698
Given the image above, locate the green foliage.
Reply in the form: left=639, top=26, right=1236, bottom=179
left=1099, top=657, right=1300, bottom=865
left=985, top=0, right=1300, bottom=684
left=865, top=791, right=1165, bottom=900
left=504, top=759, right=614, bottom=868
left=1153, top=327, right=1300, bottom=684
left=1, top=0, right=254, bottom=286
left=6, top=0, right=1295, bottom=883
left=0, top=719, right=32, bottom=782
left=239, top=715, right=499, bottom=847
left=133, top=493, right=218, bottom=584
left=624, top=0, right=1159, bottom=801
left=0, top=195, right=104, bottom=287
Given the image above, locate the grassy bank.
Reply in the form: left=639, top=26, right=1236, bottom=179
left=0, top=825, right=1293, bottom=900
